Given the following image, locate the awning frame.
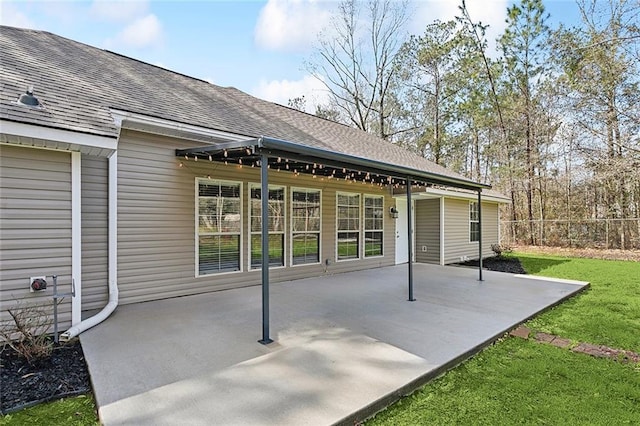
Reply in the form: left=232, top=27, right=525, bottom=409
left=176, top=135, right=488, bottom=344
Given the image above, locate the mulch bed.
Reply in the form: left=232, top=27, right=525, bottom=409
left=456, top=256, right=527, bottom=274
left=0, top=339, right=90, bottom=414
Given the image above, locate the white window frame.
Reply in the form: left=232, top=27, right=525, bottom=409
left=469, top=201, right=480, bottom=243
left=336, top=192, right=361, bottom=262
left=196, top=178, right=243, bottom=277
left=363, top=195, right=384, bottom=258
left=290, top=187, right=322, bottom=267
left=248, top=183, right=287, bottom=270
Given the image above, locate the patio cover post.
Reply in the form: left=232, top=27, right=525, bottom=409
left=407, top=179, right=415, bottom=301
left=478, top=190, right=483, bottom=282
left=259, top=153, right=273, bottom=344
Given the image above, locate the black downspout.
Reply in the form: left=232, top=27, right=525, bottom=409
left=407, top=179, right=415, bottom=301
left=259, top=153, right=273, bottom=344
left=478, top=190, right=483, bottom=282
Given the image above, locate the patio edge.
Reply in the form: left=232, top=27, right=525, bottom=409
left=335, top=278, right=590, bottom=426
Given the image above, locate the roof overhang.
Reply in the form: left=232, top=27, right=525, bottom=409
left=423, top=187, right=510, bottom=203
left=176, top=136, right=491, bottom=192
left=110, top=109, right=250, bottom=145
left=393, top=187, right=510, bottom=203
left=0, top=119, right=117, bottom=157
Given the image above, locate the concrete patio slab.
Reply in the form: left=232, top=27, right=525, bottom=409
left=80, top=264, right=588, bottom=425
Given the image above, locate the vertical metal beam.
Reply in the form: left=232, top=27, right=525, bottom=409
left=478, top=190, right=484, bottom=282
left=407, top=179, right=415, bottom=301
left=259, top=153, right=273, bottom=344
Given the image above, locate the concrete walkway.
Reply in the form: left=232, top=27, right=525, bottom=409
left=80, top=264, right=588, bottom=425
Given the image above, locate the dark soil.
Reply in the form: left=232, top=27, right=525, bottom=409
left=0, top=339, right=90, bottom=414
left=456, top=255, right=527, bottom=274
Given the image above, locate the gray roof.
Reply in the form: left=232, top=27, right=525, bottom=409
left=0, top=25, right=487, bottom=189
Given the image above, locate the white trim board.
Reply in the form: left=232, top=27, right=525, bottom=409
left=1, top=120, right=117, bottom=152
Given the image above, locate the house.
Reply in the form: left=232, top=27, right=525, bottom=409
left=0, top=26, right=509, bottom=341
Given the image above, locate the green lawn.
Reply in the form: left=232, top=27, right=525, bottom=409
left=517, top=253, right=640, bottom=352
left=368, top=252, right=640, bottom=425
left=0, top=395, right=97, bottom=426
left=367, top=338, right=640, bottom=425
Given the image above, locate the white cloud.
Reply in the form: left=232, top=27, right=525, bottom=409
left=0, top=3, right=37, bottom=29
left=108, top=13, right=163, bottom=49
left=411, top=0, right=508, bottom=55
left=90, top=0, right=149, bottom=22
left=253, top=75, right=330, bottom=113
left=254, top=0, right=332, bottom=51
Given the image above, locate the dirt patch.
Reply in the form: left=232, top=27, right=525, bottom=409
left=512, top=245, right=640, bottom=262
left=0, top=340, right=90, bottom=414
left=456, top=256, right=527, bottom=274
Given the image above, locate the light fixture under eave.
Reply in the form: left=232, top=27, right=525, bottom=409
left=17, top=85, right=42, bottom=108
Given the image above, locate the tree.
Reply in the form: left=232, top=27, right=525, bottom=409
left=499, top=0, right=552, bottom=244
left=396, top=20, right=466, bottom=165
left=287, top=96, right=307, bottom=112
left=307, top=0, right=409, bottom=140
left=554, top=0, right=640, bottom=248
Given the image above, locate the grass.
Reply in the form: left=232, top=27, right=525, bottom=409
left=516, top=253, right=640, bottom=352
left=0, top=394, right=98, bottom=426
left=368, top=338, right=640, bottom=425
left=368, top=252, right=640, bottom=425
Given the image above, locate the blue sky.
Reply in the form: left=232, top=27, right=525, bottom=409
left=1, top=0, right=583, bottom=112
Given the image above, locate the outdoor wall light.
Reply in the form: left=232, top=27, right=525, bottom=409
left=389, top=207, right=399, bottom=219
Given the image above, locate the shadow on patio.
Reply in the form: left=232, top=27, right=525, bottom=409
left=81, top=263, right=588, bottom=425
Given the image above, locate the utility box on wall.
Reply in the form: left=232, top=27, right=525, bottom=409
left=30, top=276, right=47, bottom=292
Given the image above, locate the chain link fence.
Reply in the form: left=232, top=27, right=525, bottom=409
left=500, top=218, right=640, bottom=249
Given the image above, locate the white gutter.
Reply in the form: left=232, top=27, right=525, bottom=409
left=0, top=119, right=117, bottom=151
left=61, top=151, right=119, bottom=340
left=109, top=109, right=248, bottom=142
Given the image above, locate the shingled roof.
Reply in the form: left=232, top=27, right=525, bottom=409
left=0, top=25, right=490, bottom=190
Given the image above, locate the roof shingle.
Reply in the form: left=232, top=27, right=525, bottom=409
left=0, top=25, right=486, bottom=188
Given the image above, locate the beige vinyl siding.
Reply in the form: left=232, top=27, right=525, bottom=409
left=481, top=202, right=499, bottom=257
left=81, top=155, right=109, bottom=311
left=116, top=130, right=396, bottom=305
left=415, top=198, right=440, bottom=264
left=443, top=198, right=500, bottom=264
left=0, top=144, right=73, bottom=329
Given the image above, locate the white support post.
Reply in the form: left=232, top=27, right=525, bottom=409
left=71, top=152, right=82, bottom=326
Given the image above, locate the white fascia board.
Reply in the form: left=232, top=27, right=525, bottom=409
left=110, top=109, right=249, bottom=142
left=425, top=187, right=510, bottom=204
left=0, top=120, right=117, bottom=151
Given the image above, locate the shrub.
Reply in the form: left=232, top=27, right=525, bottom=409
left=0, top=300, right=56, bottom=364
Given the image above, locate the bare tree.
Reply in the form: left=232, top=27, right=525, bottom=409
left=307, top=0, right=409, bottom=140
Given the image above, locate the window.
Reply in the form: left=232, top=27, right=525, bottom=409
left=291, top=188, right=321, bottom=265
left=250, top=185, right=285, bottom=268
left=470, top=201, right=480, bottom=242
left=337, top=193, right=360, bottom=260
left=364, top=195, right=384, bottom=257
left=197, top=180, right=241, bottom=275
